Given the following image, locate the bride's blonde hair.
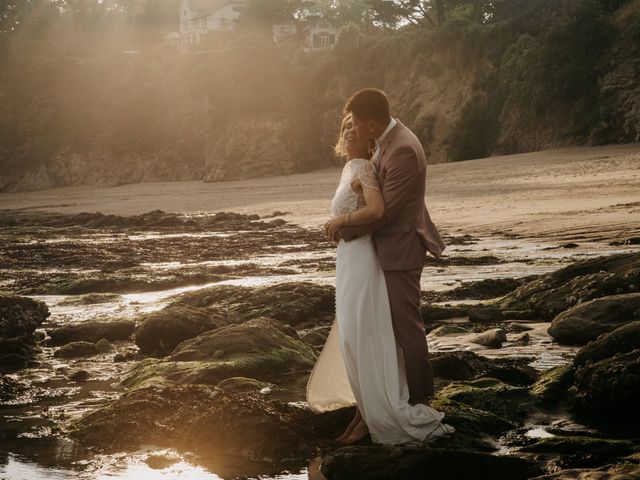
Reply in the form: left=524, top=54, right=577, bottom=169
left=334, top=113, right=375, bottom=160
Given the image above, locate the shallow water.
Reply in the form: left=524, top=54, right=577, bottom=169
left=2, top=224, right=640, bottom=479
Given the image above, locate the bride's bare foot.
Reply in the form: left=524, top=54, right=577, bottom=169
left=338, top=419, right=370, bottom=445
left=333, top=408, right=362, bottom=443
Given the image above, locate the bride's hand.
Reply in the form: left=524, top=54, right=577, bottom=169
left=324, top=216, right=345, bottom=242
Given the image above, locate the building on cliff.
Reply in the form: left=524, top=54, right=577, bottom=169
left=164, top=0, right=337, bottom=52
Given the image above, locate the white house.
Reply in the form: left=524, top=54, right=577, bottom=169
left=164, top=0, right=245, bottom=49
left=273, top=15, right=338, bottom=51
left=164, top=0, right=338, bottom=52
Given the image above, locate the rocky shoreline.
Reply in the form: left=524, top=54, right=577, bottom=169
left=1, top=209, right=640, bottom=479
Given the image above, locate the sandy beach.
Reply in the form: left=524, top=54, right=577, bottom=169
left=2, top=143, right=640, bottom=242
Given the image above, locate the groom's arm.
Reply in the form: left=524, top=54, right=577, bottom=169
left=339, top=146, right=419, bottom=241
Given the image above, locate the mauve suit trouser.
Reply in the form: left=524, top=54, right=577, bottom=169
left=383, top=268, right=434, bottom=402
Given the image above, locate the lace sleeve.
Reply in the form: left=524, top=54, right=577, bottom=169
left=355, top=161, right=380, bottom=191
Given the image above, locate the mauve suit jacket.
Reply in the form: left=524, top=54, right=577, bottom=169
left=339, top=120, right=446, bottom=271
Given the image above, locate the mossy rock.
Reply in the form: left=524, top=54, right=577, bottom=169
left=428, top=325, right=471, bottom=337
left=529, top=365, right=574, bottom=405
left=122, top=318, right=317, bottom=389
left=170, top=282, right=335, bottom=327
left=215, top=376, right=271, bottom=393
left=71, top=385, right=352, bottom=468
left=134, top=305, right=230, bottom=356
left=437, top=377, right=537, bottom=424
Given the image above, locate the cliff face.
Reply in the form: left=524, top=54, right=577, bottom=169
left=1, top=1, right=638, bottom=192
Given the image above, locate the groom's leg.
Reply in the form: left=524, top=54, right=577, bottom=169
left=383, top=268, right=434, bottom=403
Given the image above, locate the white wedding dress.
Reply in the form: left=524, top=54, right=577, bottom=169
left=306, top=158, right=455, bottom=446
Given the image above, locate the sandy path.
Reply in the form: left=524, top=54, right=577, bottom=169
left=2, top=144, right=639, bottom=242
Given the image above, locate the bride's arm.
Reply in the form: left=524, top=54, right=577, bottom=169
left=324, top=184, right=385, bottom=238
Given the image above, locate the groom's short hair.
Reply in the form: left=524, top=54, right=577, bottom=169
left=344, top=88, right=390, bottom=125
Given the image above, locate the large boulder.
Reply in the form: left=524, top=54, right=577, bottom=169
left=500, top=253, right=640, bottom=320
left=574, top=321, right=640, bottom=367
left=0, top=295, right=49, bottom=338
left=548, top=293, right=640, bottom=345
left=437, top=377, right=537, bottom=424
left=571, top=348, right=640, bottom=421
left=320, top=445, right=534, bottom=480
left=122, top=317, right=318, bottom=388
left=48, top=320, right=135, bottom=346
left=53, top=341, right=100, bottom=358
left=134, top=306, right=229, bottom=356
left=71, top=385, right=352, bottom=470
left=170, top=282, right=335, bottom=328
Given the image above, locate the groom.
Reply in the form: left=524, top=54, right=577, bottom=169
left=333, top=88, right=446, bottom=408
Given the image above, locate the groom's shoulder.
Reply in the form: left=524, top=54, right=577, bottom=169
left=390, top=123, right=426, bottom=161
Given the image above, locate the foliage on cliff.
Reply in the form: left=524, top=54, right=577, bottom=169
left=0, top=0, right=638, bottom=191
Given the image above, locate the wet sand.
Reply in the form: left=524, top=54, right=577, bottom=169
left=2, top=144, right=640, bottom=242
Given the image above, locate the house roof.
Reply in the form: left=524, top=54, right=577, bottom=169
left=187, top=0, right=242, bottom=15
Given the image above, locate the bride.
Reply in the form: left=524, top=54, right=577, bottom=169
left=305, top=113, right=455, bottom=446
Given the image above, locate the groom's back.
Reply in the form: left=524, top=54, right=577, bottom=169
left=375, top=122, right=444, bottom=269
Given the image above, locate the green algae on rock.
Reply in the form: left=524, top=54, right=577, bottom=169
left=529, top=365, right=574, bottom=406
left=169, top=282, right=335, bottom=327
left=122, top=317, right=317, bottom=389
left=134, top=306, right=230, bottom=356
left=437, top=377, right=537, bottom=424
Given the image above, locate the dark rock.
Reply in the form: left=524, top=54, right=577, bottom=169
left=48, top=320, right=135, bottom=346
left=0, top=375, right=28, bottom=402
left=529, top=463, right=640, bottom=479
left=0, top=336, right=40, bottom=371
left=0, top=295, right=49, bottom=339
left=503, top=310, right=537, bottom=320
left=548, top=293, right=640, bottom=345
left=320, top=445, right=534, bottom=480
left=71, top=385, right=353, bottom=467
left=511, top=332, right=530, bottom=345
left=574, top=321, right=640, bottom=367
left=95, top=338, right=111, bottom=352
left=431, top=351, right=485, bottom=380
left=421, top=304, right=469, bottom=321
left=431, top=277, right=531, bottom=302
left=171, top=282, right=335, bottom=327
left=508, top=322, right=534, bottom=332
left=519, top=435, right=638, bottom=457
left=530, top=365, right=574, bottom=405
left=437, top=377, right=537, bottom=424
left=469, top=328, right=507, bottom=348
left=500, top=253, right=640, bottom=320
left=468, top=308, right=504, bottom=323
left=427, top=325, right=471, bottom=337
left=572, top=348, right=640, bottom=421
left=431, top=351, right=537, bottom=386
left=134, top=306, right=229, bottom=357
left=301, top=327, right=331, bottom=347
left=216, top=377, right=270, bottom=393
left=146, top=454, right=180, bottom=470
left=69, top=370, right=90, bottom=382
left=54, top=341, right=99, bottom=358
left=123, top=318, right=317, bottom=388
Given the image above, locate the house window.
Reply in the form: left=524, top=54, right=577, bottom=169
left=313, top=33, right=331, bottom=49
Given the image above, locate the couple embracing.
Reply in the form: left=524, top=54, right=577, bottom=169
left=306, top=88, right=455, bottom=446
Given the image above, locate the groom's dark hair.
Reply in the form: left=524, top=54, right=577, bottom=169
left=344, top=88, right=390, bottom=124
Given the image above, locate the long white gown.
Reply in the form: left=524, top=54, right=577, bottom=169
left=306, top=158, right=455, bottom=446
